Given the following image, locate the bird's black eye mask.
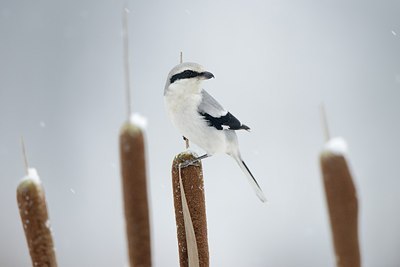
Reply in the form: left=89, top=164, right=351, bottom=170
left=170, top=70, right=201, bottom=84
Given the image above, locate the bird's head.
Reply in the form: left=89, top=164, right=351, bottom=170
left=164, top=62, right=214, bottom=95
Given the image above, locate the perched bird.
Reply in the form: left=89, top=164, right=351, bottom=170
left=164, top=62, right=266, bottom=202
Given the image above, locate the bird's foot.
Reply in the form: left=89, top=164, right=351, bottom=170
left=180, top=159, right=200, bottom=169
left=178, top=154, right=209, bottom=169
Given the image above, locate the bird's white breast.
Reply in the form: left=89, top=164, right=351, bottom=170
left=164, top=83, right=227, bottom=154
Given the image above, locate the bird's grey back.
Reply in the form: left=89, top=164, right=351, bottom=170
left=198, top=89, right=227, bottom=117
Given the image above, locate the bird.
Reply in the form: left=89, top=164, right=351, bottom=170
left=164, top=62, right=266, bottom=202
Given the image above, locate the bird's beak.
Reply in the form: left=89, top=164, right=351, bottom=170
left=200, top=71, right=215, bottom=80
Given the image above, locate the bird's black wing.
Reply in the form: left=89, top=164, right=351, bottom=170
left=199, top=111, right=250, bottom=131
left=198, top=89, right=250, bottom=131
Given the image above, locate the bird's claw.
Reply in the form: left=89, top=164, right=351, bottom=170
left=180, top=160, right=200, bottom=169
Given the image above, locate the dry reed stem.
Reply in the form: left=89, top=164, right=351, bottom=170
left=120, top=122, right=151, bottom=267
left=320, top=151, right=360, bottom=267
left=172, top=152, right=209, bottom=267
left=17, top=179, right=57, bottom=267
left=178, top=165, right=199, bottom=267
left=122, top=7, right=132, bottom=118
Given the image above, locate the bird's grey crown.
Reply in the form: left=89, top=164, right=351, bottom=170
left=164, top=62, right=205, bottom=94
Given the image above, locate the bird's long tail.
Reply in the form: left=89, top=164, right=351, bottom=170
left=233, top=155, right=267, bottom=203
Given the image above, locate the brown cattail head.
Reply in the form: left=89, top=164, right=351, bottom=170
left=320, top=138, right=360, bottom=267
left=172, top=151, right=209, bottom=267
left=119, top=120, right=151, bottom=267
left=17, top=169, right=58, bottom=267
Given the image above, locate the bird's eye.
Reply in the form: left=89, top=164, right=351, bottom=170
left=170, top=70, right=200, bottom=84
left=181, top=70, right=199, bottom=78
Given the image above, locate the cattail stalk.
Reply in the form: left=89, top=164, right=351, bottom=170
left=120, top=121, right=151, bottom=267
left=172, top=151, right=209, bottom=267
left=17, top=168, right=58, bottom=267
left=320, top=137, right=360, bottom=267
left=120, top=7, right=151, bottom=266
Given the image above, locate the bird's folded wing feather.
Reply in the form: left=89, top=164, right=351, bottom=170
left=198, top=89, right=250, bottom=131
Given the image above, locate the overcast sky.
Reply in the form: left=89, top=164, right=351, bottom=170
left=1, top=0, right=399, bottom=266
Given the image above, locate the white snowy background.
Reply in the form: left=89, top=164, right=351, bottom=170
left=1, top=0, right=399, bottom=266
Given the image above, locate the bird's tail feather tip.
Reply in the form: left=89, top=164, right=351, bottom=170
left=236, top=158, right=267, bottom=203
left=257, top=192, right=267, bottom=203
